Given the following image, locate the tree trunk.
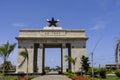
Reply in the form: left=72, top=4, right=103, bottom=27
left=2, top=61, right=5, bottom=80
left=74, top=65, right=75, bottom=74
left=26, top=58, right=29, bottom=77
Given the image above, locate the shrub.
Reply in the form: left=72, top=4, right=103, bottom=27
left=106, top=68, right=113, bottom=74
left=87, top=68, right=99, bottom=77
left=64, top=72, right=74, bottom=77
left=115, top=69, right=120, bottom=78
left=99, top=68, right=106, bottom=78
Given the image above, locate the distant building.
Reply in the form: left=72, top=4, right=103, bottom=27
left=105, top=64, right=120, bottom=70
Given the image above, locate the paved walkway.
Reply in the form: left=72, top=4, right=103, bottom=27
left=32, top=71, right=72, bottom=80
left=46, top=70, right=59, bottom=74
left=32, top=75, right=72, bottom=80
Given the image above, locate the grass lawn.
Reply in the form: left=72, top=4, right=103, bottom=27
left=0, top=76, right=17, bottom=80
left=4, top=76, right=17, bottom=80
left=93, top=75, right=120, bottom=80
left=4, top=75, right=37, bottom=80
left=0, top=72, right=38, bottom=80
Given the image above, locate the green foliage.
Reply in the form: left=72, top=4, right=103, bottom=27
left=88, top=68, right=107, bottom=78
left=19, top=47, right=29, bottom=66
left=65, top=56, right=77, bottom=65
left=106, top=68, right=114, bottom=74
left=19, top=47, right=29, bottom=67
left=0, top=42, right=16, bottom=61
left=87, top=68, right=109, bottom=79
left=87, top=68, right=100, bottom=76
left=64, top=72, right=74, bottom=77
left=4, top=76, right=17, bottom=80
left=45, top=66, right=50, bottom=73
left=92, top=75, right=120, bottom=80
left=81, top=55, right=90, bottom=73
left=56, top=66, right=61, bottom=71
left=99, top=68, right=106, bottom=78
left=45, top=66, right=50, bottom=70
left=1, top=61, right=12, bottom=73
left=19, top=47, right=29, bottom=76
left=65, top=56, right=77, bottom=73
left=0, top=42, right=16, bottom=80
left=2, top=75, right=37, bottom=80
left=115, top=69, right=120, bottom=78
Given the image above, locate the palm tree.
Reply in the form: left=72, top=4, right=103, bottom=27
left=18, top=47, right=29, bottom=77
left=1, top=61, right=12, bottom=73
left=65, top=56, right=77, bottom=74
left=0, top=42, right=16, bottom=80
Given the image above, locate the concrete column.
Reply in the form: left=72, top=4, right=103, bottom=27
left=33, top=43, right=39, bottom=72
left=38, top=43, right=43, bottom=73
left=43, top=47, right=45, bottom=74
left=68, top=44, right=71, bottom=71
left=61, top=43, right=66, bottom=73
left=28, top=47, right=34, bottom=73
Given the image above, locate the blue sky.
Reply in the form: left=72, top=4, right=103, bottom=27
left=0, top=0, right=120, bottom=68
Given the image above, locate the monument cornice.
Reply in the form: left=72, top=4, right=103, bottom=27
left=16, top=37, right=88, bottom=40
left=18, top=29, right=88, bottom=39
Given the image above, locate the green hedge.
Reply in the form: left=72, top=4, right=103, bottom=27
left=64, top=72, right=74, bottom=77
left=87, top=68, right=107, bottom=78
left=115, top=69, right=120, bottom=78
left=0, top=70, right=15, bottom=73
left=87, top=68, right=99, bottom=76
left=99, top=68, right=106, bottom=78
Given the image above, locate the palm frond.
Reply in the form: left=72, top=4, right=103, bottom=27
left=18, top=57, right=26, bottom=67
left=24, top=47, right=28, bottom=59
left=65, top=56, right=77, bottom=65
left=19, top=47, right=28, bottom=67
left=0, top=42, right=16, bottom=60
left=8, top=43, right=16, bottom=55
left=20, top=51, right=27, bottom=58
left=0, top=46, right=5, bottom=57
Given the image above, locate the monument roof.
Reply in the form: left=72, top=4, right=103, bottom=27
left=16, top=29, right=88, bottom=40
left=16, top=18, right=88, bottom=40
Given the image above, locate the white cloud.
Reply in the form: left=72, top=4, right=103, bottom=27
left=90, top=21, right=107, bottom=30
left=12, top=23, right=27, bottom=27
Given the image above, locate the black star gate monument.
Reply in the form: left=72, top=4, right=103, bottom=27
left=16, top=18, right=88, bottom=74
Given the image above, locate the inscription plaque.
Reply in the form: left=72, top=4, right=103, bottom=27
left=40, top=31, right=66, bottom=36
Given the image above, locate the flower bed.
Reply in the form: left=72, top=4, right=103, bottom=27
left=15, top=77, right=31, bottom=80
left=70, top=76, right=89, bottom=80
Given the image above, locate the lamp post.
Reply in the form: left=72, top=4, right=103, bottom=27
left=91, top=52, right=94, bottom=80
left=91, top=39, right=101, bottom=80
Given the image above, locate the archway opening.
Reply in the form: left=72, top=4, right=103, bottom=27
left=45, top=48, right=61, bottom=74
left=33, top=43, right=71, bottom=74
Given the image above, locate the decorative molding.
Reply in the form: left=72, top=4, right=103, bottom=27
left=40, top=31, right=65, bottom=36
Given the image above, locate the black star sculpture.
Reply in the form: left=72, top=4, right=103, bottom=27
left=47, top=17, right=59, bottom=27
